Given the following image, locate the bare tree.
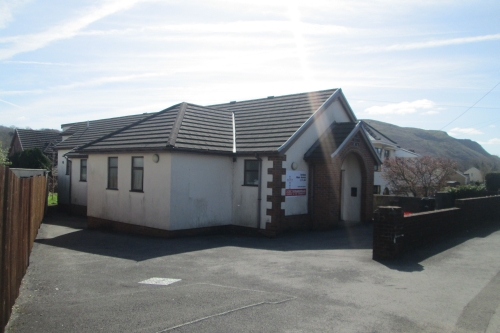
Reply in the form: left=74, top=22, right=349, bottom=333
left=382, top=156, right=457, bottom=197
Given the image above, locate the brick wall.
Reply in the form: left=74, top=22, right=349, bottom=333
left=373, top=196, right=500, bottom=260
left=310, top=132, right=376, bottom=229
left=373, top=195, right=422, bottom=213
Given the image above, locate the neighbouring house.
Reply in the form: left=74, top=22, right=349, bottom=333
left=56, top=89, right=381, bottom=236
left=449, top=170, right=469, bottom=185
left=9, top=128, right=61, bottom=166
left=464, top=167, right=483, bottom=184
left=360, top=121, right=419, bottom=195
left=56, top=113, right=150, bottom=216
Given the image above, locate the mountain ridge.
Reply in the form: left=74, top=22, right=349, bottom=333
left=362, top=119, right=500, bottom=173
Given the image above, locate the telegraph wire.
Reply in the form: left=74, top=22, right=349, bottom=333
left=350, top=98, right=500, bottom=110
left=439, top=81, right=500, bottom=130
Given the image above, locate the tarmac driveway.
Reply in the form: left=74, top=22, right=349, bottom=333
left=6, top=213, right=500, bottom=333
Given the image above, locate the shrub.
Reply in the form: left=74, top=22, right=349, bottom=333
left=9, top=148, right=51, bottom=170
left=446, top=184, right=487, bottom=200
left=485, top=172, right=500, bottom=192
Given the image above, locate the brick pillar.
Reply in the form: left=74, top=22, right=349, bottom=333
left=265, top=155, right=286, bottom=235
left=372, top=206, right=404, bottom=260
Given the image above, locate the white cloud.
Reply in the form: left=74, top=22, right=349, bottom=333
left=0, top=0, right=147, bottom=60
left=0, top=0, right=30, bottom=29
left=357, top=33, right=500, bottom=53
left=3, top=60, right=79, bottom=66
left=448, top=127, right=483, bottom=136
left=54, top=73, right=164, bottom=90
left=79, top=21, right=350, bottom=36
left=480, top=138, right=500, bottom=145
left=421, top=110, right=439, bottom=115
left=363, top=99, right=435, bottom=115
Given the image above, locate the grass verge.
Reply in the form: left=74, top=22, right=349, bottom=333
left=48, top=192, right=58, bottom=206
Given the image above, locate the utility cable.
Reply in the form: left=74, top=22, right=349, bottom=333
left=350, top=98, right=500, bottom=110
left=439, top=81, right=500, bottom=130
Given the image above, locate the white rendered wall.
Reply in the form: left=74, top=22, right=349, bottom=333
left=394, top=150, right=417, bottom=158
left=465, top=167, right=483, bottom=183
left=374, top=171, right=388, bottom=193
left=87, top=152, right=172, bottom=230
left=230, top=157, right=273, bottom=229
left=71, top=158, right=88, bottom=206
left=169, top=153, right=233, bottom=230
left=281, top=98, right=352, bottom=216
left=57, top=150, right=70, bottom=205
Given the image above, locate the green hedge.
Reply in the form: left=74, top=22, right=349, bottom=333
left=446, top=184, right=487, bottom=200
left=485, top=172, right=500, bottom=192
left=9, top=148, right=51, bottom=170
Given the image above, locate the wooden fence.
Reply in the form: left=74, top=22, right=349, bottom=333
left=0, top=165, right=47, bottom=333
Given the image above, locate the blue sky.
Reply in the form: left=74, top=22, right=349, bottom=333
left=1, top=0, right=499, bottom=156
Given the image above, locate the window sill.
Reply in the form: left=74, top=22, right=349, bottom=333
left=242, top=184, right=258, bottom=187
left=130, top=190, right=144, bottom=193
left=80, top=180, right=87, bottom=182
left=106, top=188, right=118, bottom=191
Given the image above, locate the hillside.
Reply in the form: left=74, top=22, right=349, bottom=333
left=0, top=125, right=15, bottom=149
left=362, top=119, right=500, bottom=173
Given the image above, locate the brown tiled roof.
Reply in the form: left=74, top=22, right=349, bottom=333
left=304, top=121, right=382, bottom=165
left=175, top=104, right=233, bottom=152
left=304, top=122, right=357, bottom=159
left=78, top=89, right=338, bottom=154
left=63, top=88, right=376, bottom=157
left=211, top=89, right=338, bottom=152
left=79, top=103, right=233, bottom=153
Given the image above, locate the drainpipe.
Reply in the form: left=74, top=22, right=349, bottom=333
left=256, top=155, right=262, bottom=229
left=309, top=163, right=314, bottom=230
left=66, top=156, right=72, bottom=215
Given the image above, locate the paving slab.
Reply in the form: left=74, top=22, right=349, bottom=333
left=6, top=212, right=500, bottom=333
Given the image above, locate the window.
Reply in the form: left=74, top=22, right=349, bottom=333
left=384, top=150, right=390, bottom=159
left=351, top=187, right=357, bottom=197
left=131, top=157, right=144, bottom=192
left=374, top=164, right=379, bottom=172
left=373, top=185, right=381, bottom=194
left=65, top=159, right=72, bottom=175
left=80, top=159, right=87, bottom=182
left=375, top=148, right=382, bottom=157
left=244, top=160, right=259, bottom=186
left=108, top=157, right=118, bottom=189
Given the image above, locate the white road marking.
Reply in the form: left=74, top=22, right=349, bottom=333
left=139, top=278, right=181, bottom=286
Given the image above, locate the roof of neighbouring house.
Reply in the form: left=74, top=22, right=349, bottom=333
left=57, top=113, right=151, bottom=150
left=11, top=129, right=61, bottom=154
left=359, top=120, right=398, bottom=146
left=77, top=89, right=351, bottom=154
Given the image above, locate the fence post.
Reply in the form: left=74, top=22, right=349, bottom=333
left=0, top=166, right=8, bottom=333
left=373, top=206, right=404, bottom=260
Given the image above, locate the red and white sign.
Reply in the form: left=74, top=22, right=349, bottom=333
left=285, top=170, right=307, bottom=196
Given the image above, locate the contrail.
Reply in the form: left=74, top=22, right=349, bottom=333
left=0, top=98, right=23, bottom=109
